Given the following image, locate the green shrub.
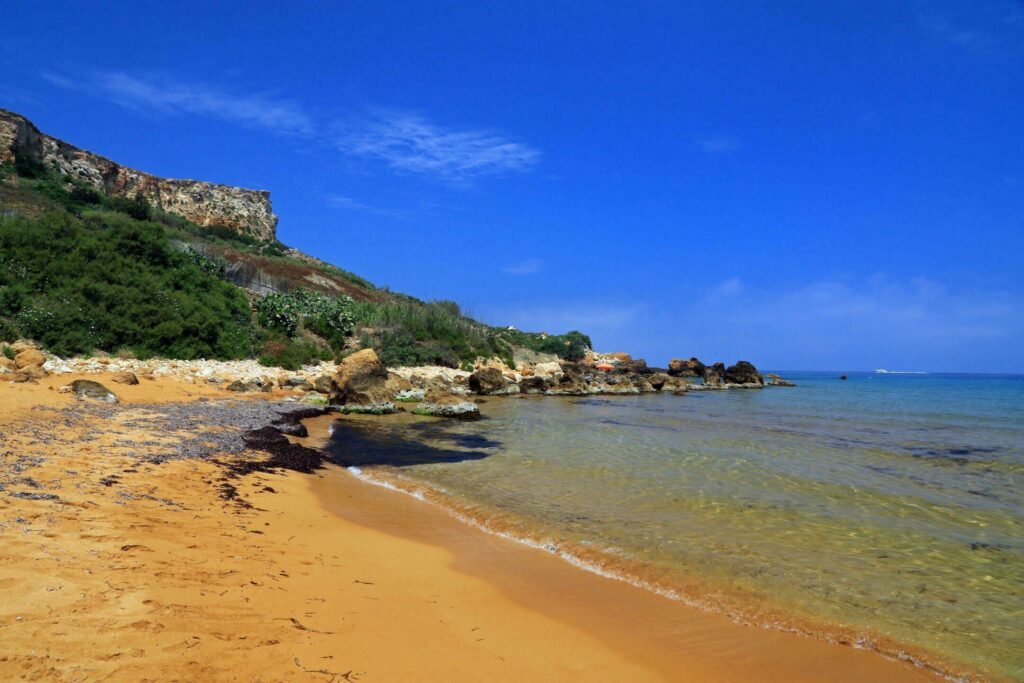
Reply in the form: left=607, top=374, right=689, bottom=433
left=256, top=289, right=354, bottom=348
left=0, top=323, right=16, bottom=346
left=0, top=210, right=256, bottom=359
left=258, top=336, right=333, bottom=370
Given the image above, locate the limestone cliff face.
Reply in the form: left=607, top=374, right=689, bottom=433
left=0, top=109, right=278, bottom=241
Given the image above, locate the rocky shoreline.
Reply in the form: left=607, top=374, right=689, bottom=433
left=3, top=338, right=795, bottom=421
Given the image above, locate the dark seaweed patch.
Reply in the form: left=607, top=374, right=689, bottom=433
left=326, top=420, right=496, bottom=468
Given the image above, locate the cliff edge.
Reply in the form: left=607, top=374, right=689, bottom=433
left=0, top=109, right=278, bottom=241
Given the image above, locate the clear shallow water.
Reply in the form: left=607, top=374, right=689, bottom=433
left=327, top=372, right=1024, bottom=680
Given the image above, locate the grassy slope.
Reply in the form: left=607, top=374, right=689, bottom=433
left=0, top=163, right=590, bottom=368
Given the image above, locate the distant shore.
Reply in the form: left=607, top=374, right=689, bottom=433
left=0, top=372, right=946, bottom=681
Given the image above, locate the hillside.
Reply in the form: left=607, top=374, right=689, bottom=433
left=0, top=110, right=590, bottom=369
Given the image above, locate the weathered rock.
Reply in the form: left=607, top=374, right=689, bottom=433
left=10, top=339, right=39, bottom=354
left=329, top=349, right=391, bottom=406
left=545, top=367, right=589, bottom=396
left=394, top=388, right=426, bottom=402
left=314, top=375, right=332, bottom=394
left=723, top=361, right=763, bottom=386
left=0, top=357, right=16, bottom=371
left=766, top=373, right=796, bottom=387
left=531, top=361, right=564, bottom=382
left=110, top=371, right=139, bottom=385
left=661, top=376, right=691, bottom=393
left=274, top=422, right=309, bottom=437
left=69, top=379, right=118, bottom=403
left=647, top=373, right=671, bottom=390
left=385, top=371, right=414, bottom=398
left=519, top=376, right=549, bottom=394
left=0, top=109, right=279, bottom=241
left=226, top=380, right=261, bottom=392
left=14, top=348, right=46, bottom=369
left=703, top=362, right=726, bottom=387
left=668, top=357, right=705, bottom=377
left=468, top=367, right=518, bottom=395
left=413, top=401, right=481, bottom=419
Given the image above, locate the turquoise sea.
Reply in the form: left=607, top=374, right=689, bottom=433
left=327, top=372, right=1024, bottom=680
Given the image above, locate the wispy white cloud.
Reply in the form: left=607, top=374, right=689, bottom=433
left=502, top=259, right=544, bottom=276
left=706, top=277, right=744, bottom=302
left=916, top=0, right=1024, bottom=53
left=324, top=193, right=415, bottom=220
left=696, top=135, right=741, bottom=153
left=42, top=70, right=542, bottom=182
left=336, top=111, right=541, bottom=178
left=42, top=70, right=313, bottom=134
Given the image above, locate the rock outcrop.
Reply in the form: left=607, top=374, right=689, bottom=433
left=668, top=357, right=705, bottom=377
left=723, top=361, right=764, bottom=386
left=702, top=362, right=726, bottom=387
left=468, top=367, right=519, bottom=396
left=329, top=349, right=393, bottom=409
left=0, top=109, right=278, bottom=241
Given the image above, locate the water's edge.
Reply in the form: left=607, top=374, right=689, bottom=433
left=342, top=460, right=973, bottom=682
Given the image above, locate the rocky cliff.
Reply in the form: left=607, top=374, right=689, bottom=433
left=0, top=109, right=278, bottom=241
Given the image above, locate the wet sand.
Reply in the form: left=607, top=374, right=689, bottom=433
left=0, top=374, right=943, bottom=681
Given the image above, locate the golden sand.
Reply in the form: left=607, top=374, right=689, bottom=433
left=0, top=373, right=940, bottom=681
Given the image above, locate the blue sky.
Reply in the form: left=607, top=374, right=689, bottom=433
left=3, top=1, right=1023, bottom=372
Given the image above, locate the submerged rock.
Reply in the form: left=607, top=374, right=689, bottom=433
left=69, top=379, right=118, bottom=403
left=413, top=401, right=481, bottom=419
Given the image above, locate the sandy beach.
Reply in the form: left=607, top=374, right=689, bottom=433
left=0, top=374, right=944, bottom=681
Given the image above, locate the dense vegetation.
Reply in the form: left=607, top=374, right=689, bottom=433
left=0, top=209, right=255, bottom=358
left=0, top=161, right=593, bottom=368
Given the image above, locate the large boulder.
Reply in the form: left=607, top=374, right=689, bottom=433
left=723, top=361, right=764, bottom=386
left=519, top=376, right=549, bottom=394
left=329, top=349, right=392, bottom=406
left=468, top=367, right=518, bottom=396
left=14, top=348, right=46, bottom=370
left=668, top=357, right=705, bottom=377
left=110, top=371, right=139, bottom=385
left=531, top=361, right=565, bottom=382
left=69, top=379, right=118, bottom=403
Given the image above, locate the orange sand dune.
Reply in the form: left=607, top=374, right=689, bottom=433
left=0, top=374, right=941, bottom=681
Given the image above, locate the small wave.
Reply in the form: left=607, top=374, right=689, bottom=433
left=340, top=465, right=972, bottom=682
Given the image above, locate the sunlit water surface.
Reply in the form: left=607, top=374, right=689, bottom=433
left=327, top=372, right=1024, bottom=680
